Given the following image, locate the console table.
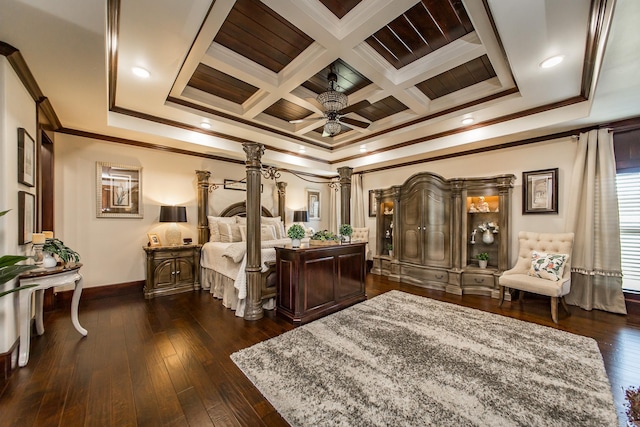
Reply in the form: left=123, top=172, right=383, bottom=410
left=275, top=242, right=367, bottom=324
left=18, top=264, right=87, bottom=367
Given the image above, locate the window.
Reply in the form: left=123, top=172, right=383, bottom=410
left=617, top=172, right=640, bottom=292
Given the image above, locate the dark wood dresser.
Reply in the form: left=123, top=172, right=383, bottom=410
left=275, top=242, right=367, bottom=324
left=143, top=244, right=201, bottom=299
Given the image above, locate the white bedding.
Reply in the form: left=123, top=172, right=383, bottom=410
left=201, top=238, right=290, bottom=316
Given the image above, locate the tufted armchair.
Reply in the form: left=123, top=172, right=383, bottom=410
left=351, top=227, right=372, bottom=260
left=499, top=231, right=575, bottom=323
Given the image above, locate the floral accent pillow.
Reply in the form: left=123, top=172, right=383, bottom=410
left=528, top=251, right=568, bottom=281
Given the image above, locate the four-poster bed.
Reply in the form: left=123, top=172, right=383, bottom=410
left=196, top=143, right=354, bottom=320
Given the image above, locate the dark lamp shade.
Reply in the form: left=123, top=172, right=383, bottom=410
left=293, top=210, right=308, bottom=222
left=159, top=206, right=187, bottom=223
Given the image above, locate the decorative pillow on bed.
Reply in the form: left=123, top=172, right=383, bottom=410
left=236, top=216, right=247, bottom=225
left=527, top=250, right=568, bottom=281
left=218, top=222, right=243, bottom=243
left=262, top=216, right=285, bottom=239
left=238, top=224, right=277, bottom=242
left=207, top=216, right=236, bottom=242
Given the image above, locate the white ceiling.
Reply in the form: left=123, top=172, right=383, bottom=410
left=1, top=0, right=639, bottom=175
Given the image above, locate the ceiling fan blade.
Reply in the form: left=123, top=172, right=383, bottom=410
left=341, top=117, right=370, bottom=129
left=340, top=100, right=371, bottom=114
left=290, top=116, right=323, bottom=124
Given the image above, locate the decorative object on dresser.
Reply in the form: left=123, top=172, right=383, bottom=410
left=274, top=243, right=366, bottom=324
left=159, top=205, right=187, bottom=246
left=143, top=244, right=201, bottom=299
left=499, top=231, right=574, bottom=323
left=339, top=223, right=353, bottom=243
left=308, top=230, right=340, bottom=246
left=42, top=238, right=80, bottom=268
left=372, top=172, right=515, bottom=299
left=286, top=224, right=305, bottom=248
left=232, top=291, right=617, bottom=427
left=147, top=232, right=161, bottom=247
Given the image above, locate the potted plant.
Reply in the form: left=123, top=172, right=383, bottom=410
left=386, top=243, right=393, bottom=258
left=287, top=224, right=306, bottom=248
left=626, top=386, right=640, bottom=426
left=42, top=238, right=80, bottom=267
left=339, top=224, right=353, bottom=243
left=0, top=210, right=38, bottom=298
left=475, top=252, right=489, bottom=268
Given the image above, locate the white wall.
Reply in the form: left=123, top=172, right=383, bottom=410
left=0, top=57, right=37, bottom=352
left=360, top=136, right=578, bottom=264
left=54, top=133, right=332, bottom=289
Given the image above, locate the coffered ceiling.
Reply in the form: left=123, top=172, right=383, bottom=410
left=2, top=0, right=640, bottom=175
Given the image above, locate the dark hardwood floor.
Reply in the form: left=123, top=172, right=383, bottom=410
left=1, top=274, right=639, bottom=426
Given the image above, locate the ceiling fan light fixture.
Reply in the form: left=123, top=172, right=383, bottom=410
left=324, top=120, right=342, bottom=136
left=316, top=90, right=348, bottom=112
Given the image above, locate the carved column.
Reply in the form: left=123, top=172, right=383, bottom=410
left=450, top=179, right=464, bottom=270
left=277, top=181, right=287, bottom=224
left=243, top=142, right=265, bottom=321
left=196, top=170, right=211, bottom=245
left=337, top=166, right=353, bottom=226
left=496, top=175, right=515, bottom=272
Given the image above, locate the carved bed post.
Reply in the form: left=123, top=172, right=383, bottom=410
left=277, top=181, right=287, bottom=224
left=196, top=170, right=211, bottom=245
left=243, top=142, right=264, bottom=321
left=337, top=166, right=353, bottom=226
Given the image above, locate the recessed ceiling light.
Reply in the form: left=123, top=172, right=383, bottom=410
left=461, top=117, right=474, bottom=125
left=539, top=55, right=564, bottom=69
left=132, top=66, right=150, bottom=78
left=200, top=122, right=211, bottom=129
left=298, top=146, right=306, bottom=153
left=359, top=145, right=367, bottom=153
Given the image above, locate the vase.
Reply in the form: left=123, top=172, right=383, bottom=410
left=478, top=259, right=488, bottom=269
left=291, top=238, right=301, bottom=248
left=42, top=252, right=57, bottom=268
left=482, top=229, right=494, bottom=245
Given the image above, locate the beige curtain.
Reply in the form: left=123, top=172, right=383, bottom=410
left=351, top=173, right=366, bottom=227
left=565, top=129, right=627, bottom=314
left=329, top=179, right=339, bottom=234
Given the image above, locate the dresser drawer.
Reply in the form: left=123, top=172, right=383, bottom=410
left=462, top=273, right=495, bottom=288
left=401, top=265, right=448, bottom=283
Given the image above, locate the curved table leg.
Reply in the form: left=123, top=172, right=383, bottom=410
left=71, top=275, right=88, bottom=336
left=18, top=288, right=35, bottom=367
left=35, top=289, right=45, bottom=335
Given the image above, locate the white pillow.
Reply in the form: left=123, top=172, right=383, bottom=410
left=236, top=216, right=247, bottom=225
left=527, top=250, right=568, bottom=281
left=218, top=222, right=243, bottom=243
left=207, top=216, right=236, bottom=242
left=262, top=216, right=285, bottom=239
left=239, top=224, right=276, bottom=242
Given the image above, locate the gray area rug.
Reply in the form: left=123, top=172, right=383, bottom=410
left=231, top=291, right=617, bottom=426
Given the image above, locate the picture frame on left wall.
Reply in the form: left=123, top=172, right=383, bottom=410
left=96, top=162, right=143, bottom=218
left=18, top=191, right=35, bottom=245
left=18, top=128, right=36, bottom=187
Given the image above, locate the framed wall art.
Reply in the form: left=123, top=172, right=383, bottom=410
left=369, top=190, right=376, bottom=217
left=18, top=191, right=35, bottom=245
left=523, top=168, right=558, bottom=214
left=96, top=162, right=143, bottom=218
left=147, top=233, right=162, bottom=247
left=307, top=189, right=321, bottom=220
left=18, top=128, right=36, bottom=187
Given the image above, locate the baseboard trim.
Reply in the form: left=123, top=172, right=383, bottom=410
left=0, top=339, right=19, bottom=381
left=56, top=280, right=144, bottom=307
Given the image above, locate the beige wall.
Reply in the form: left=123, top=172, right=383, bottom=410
left=0, top=57, right=37, bottom=352
left=360, top=136, right=578, bottom=264
left=54, top=133, right=332, bottom=289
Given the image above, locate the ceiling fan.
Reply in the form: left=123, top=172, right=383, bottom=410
left=290, top=68, right=371, bottom=137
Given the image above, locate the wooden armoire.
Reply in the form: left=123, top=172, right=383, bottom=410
left=372, top=172, right=516, bottom=298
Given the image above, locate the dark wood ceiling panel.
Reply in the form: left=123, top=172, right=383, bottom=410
left=319, top=0, right=362, bottom=19
left=187, top=64, right=258, bottom=104
left=213, top=0, right=313, bottom=73
left=415, top=55, right=496, bottom=99
left=365, top=0, right=474, bottom=69
left=263, top=98, right=313, bottom=122
left=301, top=59, right=372, bottom=96
left=354, top=96, right=408, bottom=122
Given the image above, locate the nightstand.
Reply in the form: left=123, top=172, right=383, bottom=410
left=143, top=244, right=202, bottom=299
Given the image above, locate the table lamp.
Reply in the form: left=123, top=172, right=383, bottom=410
left=293, top=210, right=308, bottom=224
left=159, top=206, right=187, bottom=246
